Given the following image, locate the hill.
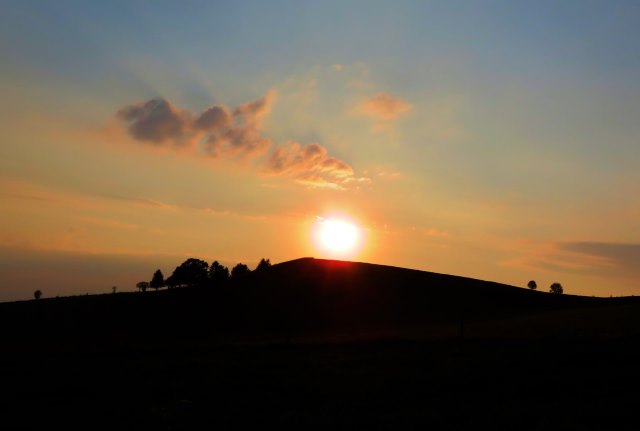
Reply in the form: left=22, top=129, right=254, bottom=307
left=2, top=257, right=639, bottom=350
left=2, top=258, right=640, bottom=429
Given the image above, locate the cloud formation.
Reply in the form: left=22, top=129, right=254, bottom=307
left=265, top=142, right=356, bottom=189
left=117, top=99, right=192, bottom=145
left=116, top=91, right=364, bottom=189
left=117, top=91, right=276, bottom=159
left=194, top=105, right=232, bottom=131
left=356, top=92, right=412, bottom=121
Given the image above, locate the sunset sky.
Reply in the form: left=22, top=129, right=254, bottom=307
left=1, top=1, right=639, bottom=300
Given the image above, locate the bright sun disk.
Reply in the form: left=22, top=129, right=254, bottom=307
left=314, top=218, right=361, bottom=256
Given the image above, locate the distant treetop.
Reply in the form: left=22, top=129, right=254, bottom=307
left=527, top=280, right=537, bottom=290
left=136, top=281, right=149, bottom=293
left=549, top=282, right=564, bottom=294
left=231, top=263, right=251, bottom=279
left=150, top=269, right=165, bottom=291
left=255, top=258, right=272, bottom=272
left=170, top=258, right=209, bottom=288
left=209, top=261, right=230, bottom=285
left=137, top=257, right=272, bottom=291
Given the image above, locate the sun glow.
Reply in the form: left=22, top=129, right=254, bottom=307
left=312, top=216, right=363, bottom=258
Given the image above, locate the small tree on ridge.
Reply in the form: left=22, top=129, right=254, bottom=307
left=550, top=282, right=563, bottom=294
left=136, top=281, right=149, bottom=293
left=255, top=258, right=272, bottom=272
left=150, top=269, right=165, bottom=291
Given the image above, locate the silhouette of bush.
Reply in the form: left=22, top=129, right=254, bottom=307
left=231, top=263, right=251, bottom=279
left=136, top=281, right=149, bottom=293
left=33, top=290, right=42, bottom=300
left=209, top=261, right=230, bottom=286
left=527, top=280, right=537, bottom=290
left=150, top=269, right=165, bottom=291
left=255, top=258, right=272, bottom=272
left=549, top=282, right=563, bottom=294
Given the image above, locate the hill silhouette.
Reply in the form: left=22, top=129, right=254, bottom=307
left=2, top=258, right=640, bottom=429
left=2, top=257, right=639, bottom=350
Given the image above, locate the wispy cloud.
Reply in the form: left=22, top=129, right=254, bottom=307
left=503, top=240, right=640, bottom=279
left=561, top=242, right=640, bottom=278
left=356, top=92, right=413, bottom=122
left=74, top=216, right=140, bottom=231
left=131, top=198, right=178, bottom=210
left=264, top=142, right=355, bottom=189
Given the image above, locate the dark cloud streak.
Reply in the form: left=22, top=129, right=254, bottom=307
left=561, top=242, right=640, bottom=277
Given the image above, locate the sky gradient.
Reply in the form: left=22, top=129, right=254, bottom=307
left=1, top=0, right=639, bottom=300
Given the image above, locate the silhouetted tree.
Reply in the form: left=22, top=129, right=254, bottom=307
left=150, top=269, right=165, bottom=291
left=34, top=290, right=42, bottom=300
left=171, top=258, right=209, bottom=287
left=527, top=280, right=537, bottom=290
left=549, top=282, right=563, bottom=294
left=136, top=281, right=149, bottom=293
left=231, top=263, right=251, bottom=279
left=165, top=273, right=178, bottom=289
left=112, top=286, right=117, bottom=294
left=209, top=261, right=230, bottom=286
left=255, top=258, right=272, bottom=272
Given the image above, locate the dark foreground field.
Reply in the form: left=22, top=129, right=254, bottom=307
left=2, top=339, right=640, bottom=430
left=2, top=258, right=640, bottom=429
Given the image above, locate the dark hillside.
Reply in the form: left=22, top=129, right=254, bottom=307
left=1, top=258, right=637, bottom=350
left=2, top=258, right=640, bottom=429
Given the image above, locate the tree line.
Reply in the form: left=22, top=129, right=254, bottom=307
left=527, top=280, right=564, bottom=294
left=135, top=258, right=272, bottom=292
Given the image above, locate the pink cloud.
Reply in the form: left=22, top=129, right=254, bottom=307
left=265, top=141, right=360, bottom=189
left=356, top=92, right=412, bottom=121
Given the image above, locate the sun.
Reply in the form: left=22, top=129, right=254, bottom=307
left=312, top=216, right=363, bottom=257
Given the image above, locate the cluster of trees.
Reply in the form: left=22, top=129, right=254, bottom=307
left=136, top=258, right=272, bottom=292
left=527, top=280, right=564, bottom=294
